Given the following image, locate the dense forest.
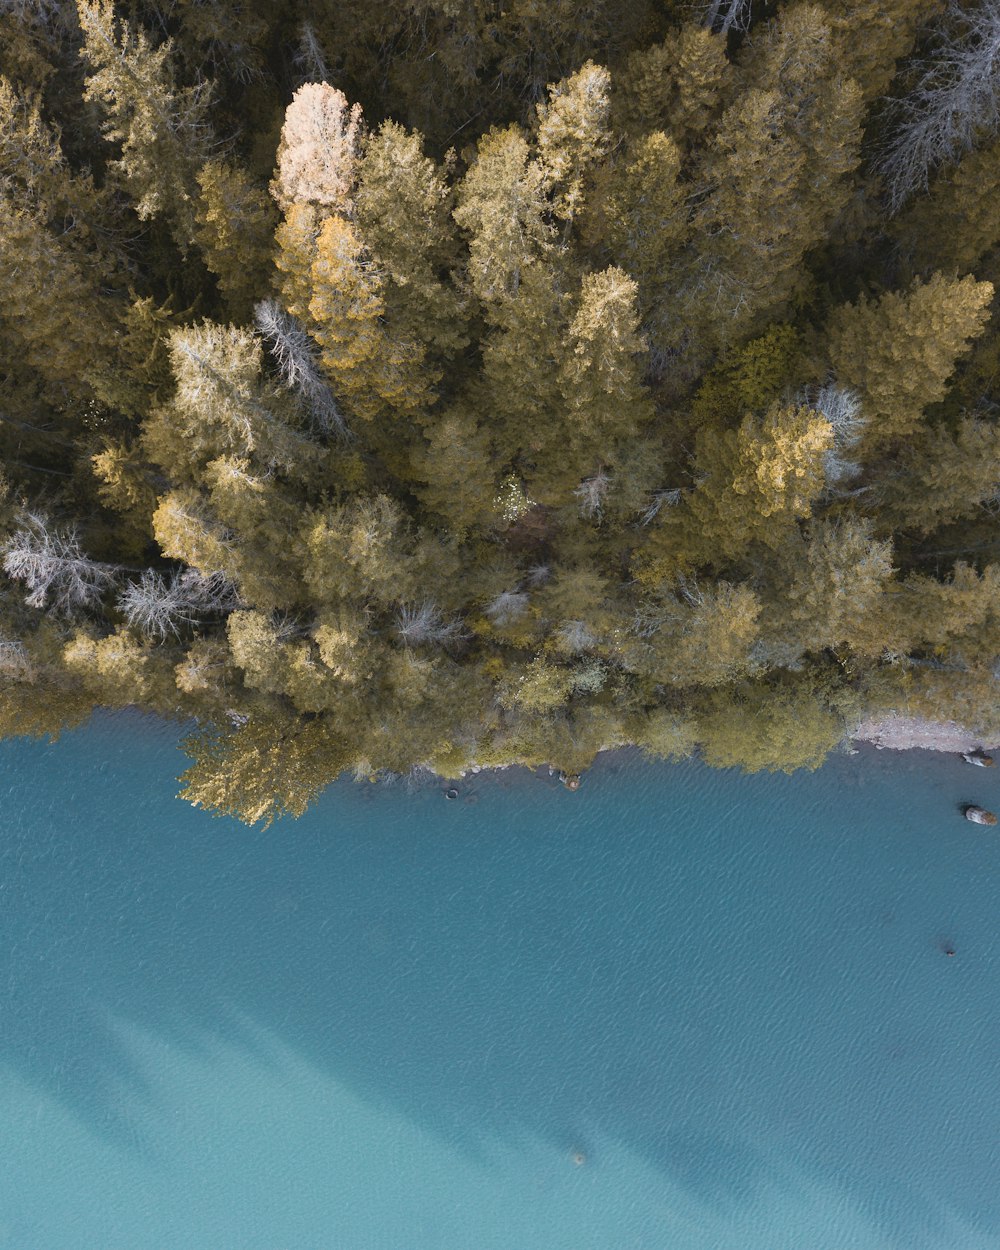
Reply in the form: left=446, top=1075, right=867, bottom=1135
left=3, top=0, right=1000, bottom=822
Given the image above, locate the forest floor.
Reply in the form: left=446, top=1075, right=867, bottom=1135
left=852, top=715, right=1000, bottom=753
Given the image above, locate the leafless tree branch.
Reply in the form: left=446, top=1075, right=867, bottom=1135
left=2, top=511, right=118, bottom=613
left=878, top=0, right=1000, bottom=212
left=117, top=568, right=240, bottom=639
left=254, top=299, right=348, bottom=438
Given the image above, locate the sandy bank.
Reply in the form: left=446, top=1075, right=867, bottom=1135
left=851, top=715, right=1000, bottom=754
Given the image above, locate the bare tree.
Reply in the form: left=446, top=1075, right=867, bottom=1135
left=701, top=0, right=752, bottom=36
left=799, top=383, right=866, bottom=487
left=118, top=568, right=239, bottom=639
left=676, top=572, right=705, bottom=607
left=254, top=299, right=347, bottom=438
left=293, top=22, right=330, bottom=86
left=639, top=488, right=683, bottom=526
left=0, top=638, right=34, bottom=680
left=0, top=0, right=63, bottom=21
left=2, top=511, right=117, bottom=613
left=484, top=590, right=529, bottom=627
left=879, top=0, right=1000, bottom=212
left=555, top=619, right=596, bottom=653
left=573, top=469, right=610, bottom=519
left=396, top=602, right=463, bottom=646
left=632, top=603, right=666, bottom=639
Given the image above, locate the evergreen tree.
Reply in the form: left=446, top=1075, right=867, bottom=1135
left=453, top=125, right=551, bottom=307
left=820, top=0, right=941, bottom=104
left=696, top=678, right=844, bottom=773
left=642, top=402, right=833, bottom=578
left=825, top=273, right=994, bottom=453
left=624, top=579, right=762, bottom=688
left=410, top=405, right=499, bottom=532
left=270, top=82, right=363, bottom=216
left=76, top=0, right=213, bottom=249
left=680, top=5, right=864, bottom=350
left=194, top=159, right=277, bottom=319
left=143, top=321, right=323, bottom=482
left=354, top=121, right=466, bottom=362
left=615, top=24, right=728, bottom=146
left=534, top=61, right=611, bottom=223
left=877, top=414, right=1000, bottom=535
left=308, top=214, right=435, bottom=430
left=180, top=711, right=352, bottom=826
left=554, top=266, right=654, bottom=500
left=0, top=196, right=117, bottom=400
left=590, top=130, right=689, bottom=330
left=892, top=136, right=1000, bottom=275
left=759, top=519, right=895, bottom=662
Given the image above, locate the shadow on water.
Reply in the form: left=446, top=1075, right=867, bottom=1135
left=2, top=713, right=1000, bottom=1244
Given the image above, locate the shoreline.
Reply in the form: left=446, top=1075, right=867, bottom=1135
left=53, top=709, right=1000, bottom=802
left=453, top=714, right=999, bottom=794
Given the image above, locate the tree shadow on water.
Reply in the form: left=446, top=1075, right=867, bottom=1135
left=2, top=721, right=1000, bottom=1245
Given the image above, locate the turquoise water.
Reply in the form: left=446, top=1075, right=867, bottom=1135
left=1, top=715, right=999, bottom=1249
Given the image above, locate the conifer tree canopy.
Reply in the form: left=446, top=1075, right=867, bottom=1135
left=3, top=0, right=1000, bottom=822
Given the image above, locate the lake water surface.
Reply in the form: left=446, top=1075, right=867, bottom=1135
left=1, top=713, right=999, bottom=1249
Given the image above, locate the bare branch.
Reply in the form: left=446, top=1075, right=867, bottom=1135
left=555, top=620, right=596, bottom=653
left=878, top=0, right=1000, bottom=212
left=798, top=383, right=866, bottom=486
left=701, top=0, right=752, bottom=35
left=2, top=511, right=117, bottom=613
left=484, top=590, right=530, bottom=627
left=573, top=469, right=610, bottom=519
left=639, top=488, right=683, bottom=526
left=396, top=602, right=463, bottom=646
left=118, top=568, right=239, bottom=639
left=677, top=573, right=705, bottom=607
left=293, top=23, right=329, bottom=86
left=254, top=299, right=347, bottom=438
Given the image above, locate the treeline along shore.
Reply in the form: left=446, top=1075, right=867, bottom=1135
left=3, top=0, right=1000, bottom=823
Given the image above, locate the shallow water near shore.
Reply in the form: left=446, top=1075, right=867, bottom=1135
left=1, top=713, right=999, bottom=1249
